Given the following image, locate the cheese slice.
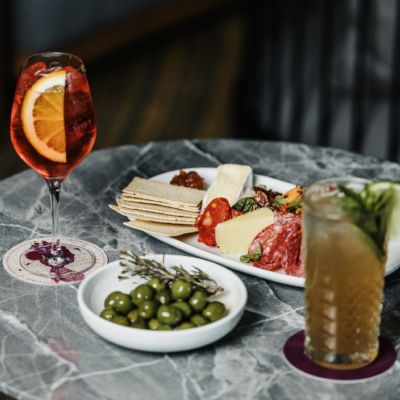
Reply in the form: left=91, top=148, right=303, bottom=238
left=216, top=208, right=274, bottom=254
left=202, top=164, right=253, bottom=208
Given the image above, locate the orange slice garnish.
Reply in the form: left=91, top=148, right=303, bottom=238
left=21, top=70, right=67, bottom=163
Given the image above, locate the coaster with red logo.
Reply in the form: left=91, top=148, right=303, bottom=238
left=3, top=236, right=107, bottom=285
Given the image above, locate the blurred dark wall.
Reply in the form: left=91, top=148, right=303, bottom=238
left=15, top=0, right=162, bottom=52
left=236, top=0, right=400, bottom=161
left=0, top=0, right=243, bottom=179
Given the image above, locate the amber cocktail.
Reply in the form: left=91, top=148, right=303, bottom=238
left=303, top=177, right=395, bottom=369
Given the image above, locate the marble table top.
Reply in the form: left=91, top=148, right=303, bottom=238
left=1, top=139, right=400, bottom=400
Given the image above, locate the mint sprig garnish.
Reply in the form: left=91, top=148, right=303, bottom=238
left=337, top=183, right=395, bottom=261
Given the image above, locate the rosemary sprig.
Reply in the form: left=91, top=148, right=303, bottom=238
left=119, top=250, right=223, bottom=295
left=337, top=183, right=395, bottom=261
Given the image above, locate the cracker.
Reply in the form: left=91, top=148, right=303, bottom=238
left=121, top=195, right=200, bottom=212
left=109, top=203, right=126, bottom=216
left=124, top=220, right=198, bottom=237
left=122, top=209, right=196, bottom=225
left=120, top=200, right=199, bottom=217
left=123, top=177, right=204, bottom=208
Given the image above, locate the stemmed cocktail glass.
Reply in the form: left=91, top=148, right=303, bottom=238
left=10, top=52, right=101, bottom=280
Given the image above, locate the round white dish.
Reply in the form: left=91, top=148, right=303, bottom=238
left=78, top=254, right=247, bottom=352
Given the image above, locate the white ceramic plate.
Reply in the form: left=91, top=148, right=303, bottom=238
left=78, top=254, right=247, bottom=352
left=144, top=168, right=400, bottom=288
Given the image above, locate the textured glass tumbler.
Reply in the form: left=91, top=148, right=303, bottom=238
left=303, top=177, right=385, bottom=370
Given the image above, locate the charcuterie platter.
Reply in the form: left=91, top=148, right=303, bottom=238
left=110, top=167, right=400, bottom=288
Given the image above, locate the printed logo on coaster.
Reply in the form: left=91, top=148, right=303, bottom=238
left=3, top=236, right=108, bottom=285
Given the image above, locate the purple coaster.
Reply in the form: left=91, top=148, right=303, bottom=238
left=283, top=331, right=396, bottom=383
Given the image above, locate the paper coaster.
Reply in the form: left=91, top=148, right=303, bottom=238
left=283, top=330, right=396, bottom=383
left=3, top=236, right=108, bottom=286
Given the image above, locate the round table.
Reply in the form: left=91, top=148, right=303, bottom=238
left=1, top=140, right=400, bottom=400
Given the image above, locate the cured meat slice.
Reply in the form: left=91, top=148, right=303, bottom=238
left=282, top=228, right=303, bottom=276
left=196, top=197, right=231, bottom=246
left=248, top=211, right=303, bottom=276
left=250, top=224, right=285, bottom=270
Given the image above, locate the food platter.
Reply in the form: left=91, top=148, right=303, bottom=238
left=145, top=168, right=400, bottom=288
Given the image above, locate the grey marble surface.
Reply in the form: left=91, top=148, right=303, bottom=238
left=1, top=139, right=400, bottom=400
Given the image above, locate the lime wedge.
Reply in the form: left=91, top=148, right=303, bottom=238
left=368, top=181, right=400, bottom=240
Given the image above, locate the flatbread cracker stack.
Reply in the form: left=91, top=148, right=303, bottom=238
left=110, top=176, right=205, bottom=236
left=121, top=209, right=196, bottom=225
left=124, top=220, right=198, bottom=237
left=123, top=177, right=204, bottom=209
left=120, top=198, right=198, bottom=217
left=121, top=195, right=199, bottom=212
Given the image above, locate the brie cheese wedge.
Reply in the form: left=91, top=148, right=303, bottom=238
left=216, top=208, right=274, bottom=254
left=202, top=164, right=253, bottom=208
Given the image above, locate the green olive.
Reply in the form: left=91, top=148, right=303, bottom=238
left=112, top=315, right=130, bottom=326
left=100, top=308, right=118, bottom=321
left=171, top=279, right=193, bottom=300
left=190, top=314, right=209, bottom=326
left=104, top=291, right=122, bottom=308
left=155, top=289, right=172, bottom=305
left=147, top=278, right=167, bottom=293
left=158, top=324, right=173, bottom=331
left=172, top=301, right=192, bottom=319
left=113, top=293, right=134, bottom=315
left=202, top=301, right=226, bottom=322
left=127, top=309, right=141, bottom=324
left=148, top=318, right=163, bottom=330
left=148, top=319, right=171, bottom=330
left=157, top=305, right=182, bottom=326
left=176, top=322, right=195, bottom=330
left=138, top=299, right=159, bottom=320
left=131, top=320, right=146, bottom=329
left=131, top=284, right=154, bottom=306
left=188, top=290, right=208, bottom=312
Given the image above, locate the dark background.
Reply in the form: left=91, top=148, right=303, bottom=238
left=1, top=0, right=400, bottom=181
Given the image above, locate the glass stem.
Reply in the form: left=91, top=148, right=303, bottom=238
left=47, top=179, right=62, bottom=259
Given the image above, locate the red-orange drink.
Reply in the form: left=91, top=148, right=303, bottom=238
left=8, top=52, right=100, bottom=279
left=10, top=62, right=96, bottom=179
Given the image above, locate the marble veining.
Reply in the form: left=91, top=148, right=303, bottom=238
left=0, top=140, right=400, bottom=400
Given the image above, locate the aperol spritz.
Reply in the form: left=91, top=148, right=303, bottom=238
left=11, top=54, right=96, bottom=179
left=9, top=52, right=101, bottom=280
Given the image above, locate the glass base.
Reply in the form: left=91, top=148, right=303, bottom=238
left=283, top=331, right=396, bottom=382
left=305, top=341, right=379, bottom=370
left=20, top=238, right=97, bottom=279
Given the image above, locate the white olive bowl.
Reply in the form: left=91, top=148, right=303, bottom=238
left=77, top=254, right=247, bottom=352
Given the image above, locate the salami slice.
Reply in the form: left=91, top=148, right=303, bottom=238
left=248, top=211, right=303, bottom=276
left=196, top=197, right=231, bottom=246
left=250, top=224, right=284, bottom=270
left=282, top=228, right=303, bottom=276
